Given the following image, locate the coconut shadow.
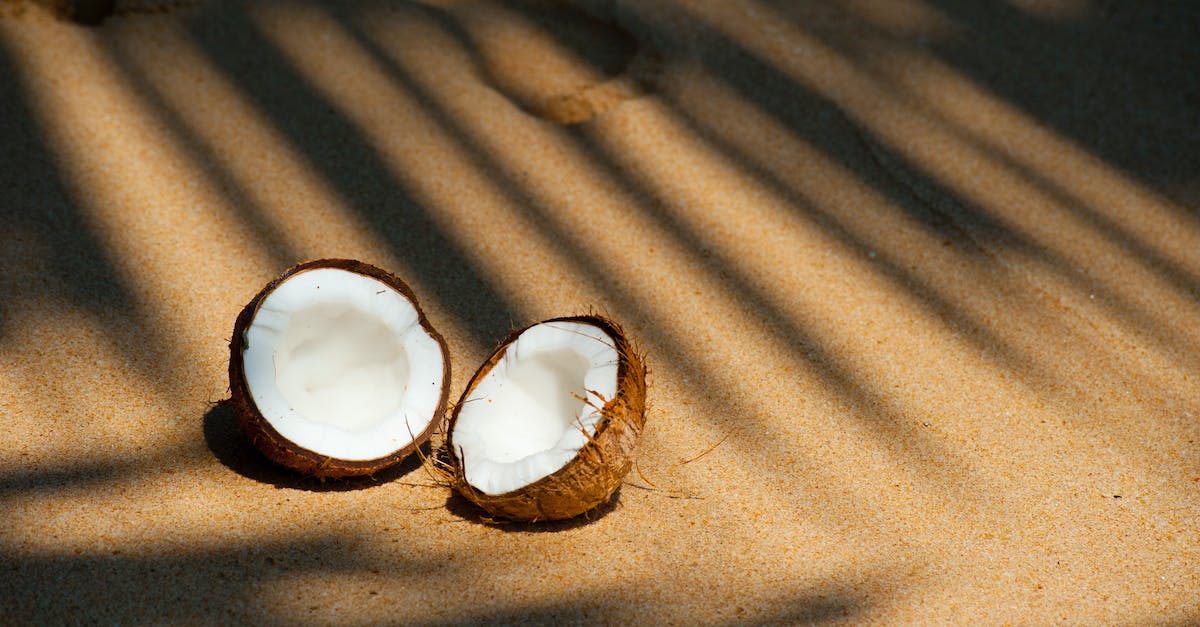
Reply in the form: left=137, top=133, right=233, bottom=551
left=202, top=401, right=427, bottom=492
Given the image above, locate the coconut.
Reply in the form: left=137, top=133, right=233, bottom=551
left=228, top=259, right=449, bottom=478
left=446, top=315, right=647, bottom=521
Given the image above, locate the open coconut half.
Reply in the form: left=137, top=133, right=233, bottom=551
left=447, top=315, right=646, bottom=521
left=228, top=259, right=449, bottom=478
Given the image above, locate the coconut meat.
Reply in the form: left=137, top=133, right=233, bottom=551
left=241, top=268, right=445, bottom=461
left=453, top=321, right=619, bottom=495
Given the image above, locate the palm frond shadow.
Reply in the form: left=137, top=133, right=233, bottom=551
left=343, top=1, right=982, bottom=497
left=177, top=2, right=521, bottom=349
left=0, top=36, right=195, bottom=406
left=1, top=533, right=440, bottom=623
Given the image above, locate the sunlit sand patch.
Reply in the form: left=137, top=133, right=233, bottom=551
left=0, top=297, right=194, bottom=464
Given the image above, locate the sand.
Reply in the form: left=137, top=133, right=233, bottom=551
left=1, top=0, right=1197, bottom=623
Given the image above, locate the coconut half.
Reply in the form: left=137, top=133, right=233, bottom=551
left=447, top=315, right=646, bottom=521
left=228, top=259, right=449, bottom=478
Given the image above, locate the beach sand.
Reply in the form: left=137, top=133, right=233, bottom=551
left=1, top=0, right=1197, bottom=623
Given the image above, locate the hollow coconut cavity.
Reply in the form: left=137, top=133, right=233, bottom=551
left=228, top=259, right=449, bottom=478
left=447, top=315, right=646, bottom=521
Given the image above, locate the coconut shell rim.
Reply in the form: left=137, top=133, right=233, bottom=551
left=446, top=314, right=647, bottom=519
left=228, top=258, right=451, bottom=478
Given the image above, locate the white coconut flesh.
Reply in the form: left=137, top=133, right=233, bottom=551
left=240, top=268, right=445, bottom=461
left=453, top=321, right=620, bottom=495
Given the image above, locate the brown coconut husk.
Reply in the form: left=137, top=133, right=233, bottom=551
left=227, top=258, right=450, bottom=479
left=446, top=315, right=647, bottom=522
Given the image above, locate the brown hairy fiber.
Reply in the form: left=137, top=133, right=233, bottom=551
left=227, top=259, right=450, bottom=479
left=446, top=315, right=647, bottom=522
